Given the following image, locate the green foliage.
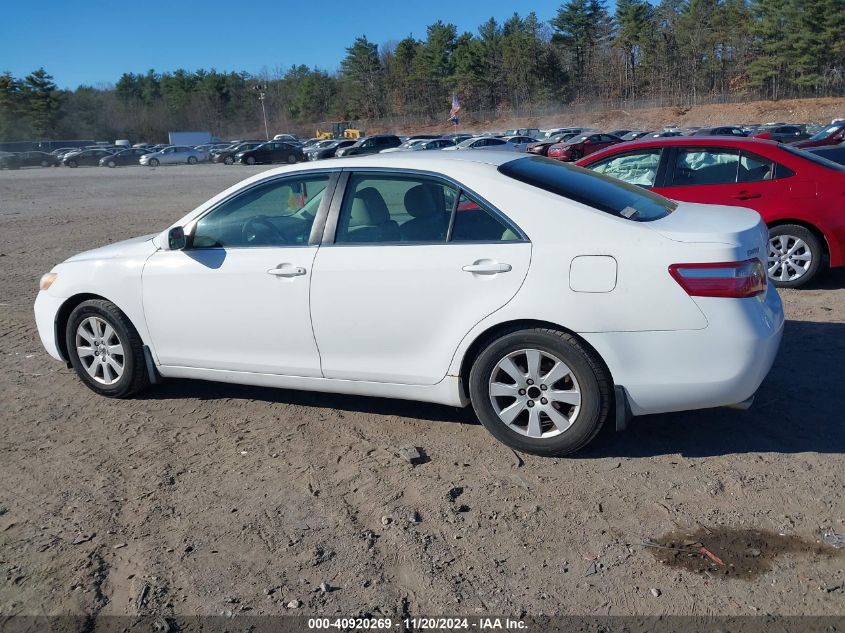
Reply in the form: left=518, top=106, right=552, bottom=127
left=0, top=1, right=843, bottom=142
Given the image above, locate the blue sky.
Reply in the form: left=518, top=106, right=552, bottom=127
left=0, top=0, right=604, bottom=89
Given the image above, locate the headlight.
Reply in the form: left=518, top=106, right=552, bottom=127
left=40, top=272, right=57, bottom=290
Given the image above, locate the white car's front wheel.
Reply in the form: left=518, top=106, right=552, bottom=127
left=469, top=328, right=610, bottom=456
left=66, top=299, right=150, bottom=398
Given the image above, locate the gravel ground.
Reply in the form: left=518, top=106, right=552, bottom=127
left=1, top=164, right=844, bottom=624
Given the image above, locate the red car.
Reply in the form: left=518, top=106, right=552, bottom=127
left=792, top=121, right=845, bottom=149
left=547, top=133, right=623, bottom=162
left=576, top=136, right=845, bottom=287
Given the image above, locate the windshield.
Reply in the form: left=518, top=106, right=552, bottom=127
left=498, top=156, right=676, bottom=221
left=781, top=145, right=845, bottom=171
left=809, top=124, right=843, bottom=141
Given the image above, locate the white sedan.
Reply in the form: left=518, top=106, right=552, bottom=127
left=34, top=152, right=784, bottom=456
left=139, top=145, right=208, bottom=166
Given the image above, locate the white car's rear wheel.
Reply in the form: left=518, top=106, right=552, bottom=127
left=66, top=299, right=150, bottom=398
left=148, top=158, right=159, bottom=167
left=187, top=156, right=197, bottom=165
left=469, top=329, right=610, bottom=456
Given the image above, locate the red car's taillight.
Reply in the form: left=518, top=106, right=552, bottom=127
left=668, top=258, right=766, bottom=298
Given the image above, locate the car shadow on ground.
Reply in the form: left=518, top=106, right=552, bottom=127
left=141, top=319, right=845, bottom=458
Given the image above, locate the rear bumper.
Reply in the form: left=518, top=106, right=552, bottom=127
left=582, top=287, right=784, bottom=416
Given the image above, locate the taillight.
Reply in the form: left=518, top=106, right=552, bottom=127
left=668, top=258, right=766, bottom=298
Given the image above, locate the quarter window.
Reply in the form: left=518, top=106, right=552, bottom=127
left=738, top=153, right=775, bottom=182
left=191, top=174, right=331, bottom=248
left=451, top=192, right=521, bottom=242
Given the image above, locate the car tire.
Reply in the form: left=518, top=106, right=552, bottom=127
left=286, top=154, right=297, bottom=164
left=468, top=328, right=610, bottom=456
left=187, top=156, right=197, bottom=165
left=224, top=156, right=234, bottom=165
left=246, top=156, right=256, bottom=165
left=65, top=299, right=151, bottom=398
left=569, top=149, right=582, bottom=160
left=148, top=158, right=159, bottom=167
left=767, top=224, right=823, bottom=288
left=107, top=160, right=116, bottom=168
left=67, top=160, right=78, bottom=168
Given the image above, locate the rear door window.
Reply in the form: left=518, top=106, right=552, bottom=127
left=669, top=148, right=740, bottom=186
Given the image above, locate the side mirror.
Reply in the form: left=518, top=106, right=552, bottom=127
left=168, top=226, right=186, bottom=250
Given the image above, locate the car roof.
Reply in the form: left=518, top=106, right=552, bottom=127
left=262, top=148, right=522, bottom=175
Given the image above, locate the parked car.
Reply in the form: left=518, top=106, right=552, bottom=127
left=382, top=138, right=455, bottom=153
left=99, top=148, right=153, bottom=167
left=273, top=134, right=299, bottom=142
left=577, top=137, right=845, bottom=287
left=211, top=142, right=263, bottom=165
left=140, top=146, right=208, bottom=166
left=443, top=136, right=517, bottom=151
left=620, top=131, right=652, bottom=141
left=526, top=134, right=579, bottom=157
left=380, top=139, right=429, bottom=153
left=33, top=151, right=783, bottom=456
left=305, top=139, right=356, bottom=161
left=335, top=135, right=402, bottom=157
left=547, top=133, right=623, bottom=161
left=691, top=126, right=748, bottom=137
left=792, top=121, right=845, bottom=149
left=63, top=148, right=116, bottom=167
left=235, top=141, right=304, bottom=165
left=504, top=127, right=540, bottom=138
left=0, top=151, right=60, bottom=169
left=502, top=135, right=540, bottom=152
left=808, top=144, right=845, bottom=166
left=753, top=125, right=810, bottom=144
left=607, top=130, right=633, bottom=138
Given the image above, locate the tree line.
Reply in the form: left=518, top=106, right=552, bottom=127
left=1, top=0, right=843, bottom=143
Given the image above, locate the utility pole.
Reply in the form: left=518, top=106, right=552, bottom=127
left=254, top=84, right=270, bottom=140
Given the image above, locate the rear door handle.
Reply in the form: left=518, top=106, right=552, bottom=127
left=267, top=264, right=306, bottom=277
left=462, top=261, right=512, bottom=274
left=733, top=191, right=762, bottom=200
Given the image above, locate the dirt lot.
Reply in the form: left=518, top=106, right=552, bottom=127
left=1, top=165, right=844, bottom=625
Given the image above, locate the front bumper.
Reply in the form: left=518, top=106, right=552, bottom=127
left=34, top=291, right=65, bottom=361
left=582, top=287, right=784, bottom=416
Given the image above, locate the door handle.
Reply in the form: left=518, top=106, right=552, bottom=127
left=462, top=261, right=512, bottom=274
left=733, top=191, right=762, bottom=200
left=267, top=264, right=306, bottom=277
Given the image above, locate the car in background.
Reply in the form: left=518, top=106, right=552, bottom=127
left=306, top=139, right=356, bottom=161
left=381, top=138, right=429, bottom=153
left=502, top=135, right=539, bottom=152
left=99, top=148, right=153, bottom=167
left=753, top=125, right=810, bottom=144
left=443, top=136, right=517, bottom=151
left=335, top=135, right=402, bottom=157
left=50, top=147, right=78, bottom=158
left=690, top=126, right=748, bottom=137
left=0, top=151, right=60, bottom=169
left=792, top=121, right=845, bottom=149
left=526, top=134, right=578, bottom=157
left=382, top=138, right=455, bottom=153
left=211, top=142, right=264, bottom=165
left=808, top=144, right=845, bottom=166
left=273, top=134, right=299, bottom=143
left=62, top=148, right=116, bottom=167
left=442, top=133, right=473, bottom=144
left=235, top=141, right=304, bottom=165
left=577, top=136, right=845, bottom=287
left=140, top=146, right=208, bottom=166
left=504, top=127, right=540, bottom=138
left=547, top=133, right=623, bottom=161
left=607, top=130, right=633, bottom=138
left=620, top=131, right=652, bottom=141
left=539, top=128, right=590, bottom=140
left=34, top=151, right=783, bottom=457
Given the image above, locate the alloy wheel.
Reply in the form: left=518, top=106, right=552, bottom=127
left=488, top=348, right=581, bottom=438
left=75, top=316, right=125, bottom=385
left=768, top=234, right=812, bottom=283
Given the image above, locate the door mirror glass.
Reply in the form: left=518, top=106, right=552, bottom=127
left=168, top=226, right=187, bottom=250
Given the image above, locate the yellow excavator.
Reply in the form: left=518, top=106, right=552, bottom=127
left=316, top=122, right=361, bottom=140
